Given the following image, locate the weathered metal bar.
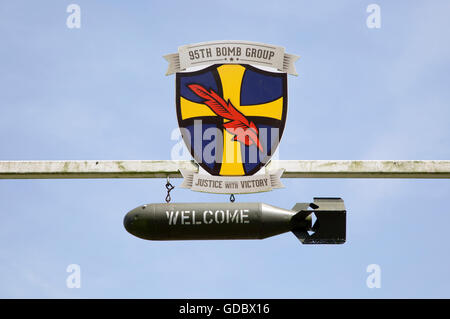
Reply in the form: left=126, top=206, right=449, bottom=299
left=266, top=160, right=450, bottom=179
left=0, top=160, right=449, bottom=179
left=0, top=160, right=198, bottom=179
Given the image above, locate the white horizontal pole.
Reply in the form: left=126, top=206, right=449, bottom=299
left=0, top=160, right=449, bottom=179
left=266, top=160, right=450, bottom=178
left=0, top=160, right=197, bottom=179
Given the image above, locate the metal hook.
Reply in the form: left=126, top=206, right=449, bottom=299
left=165, top=176, right=175, bottom=203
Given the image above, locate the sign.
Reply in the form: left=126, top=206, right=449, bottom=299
left=180, top=168, right=284, bottom=194
left=165, top=40, right=299, bottom=194
left=124, top=198, right=347, bottom=244
left=164, top=40, right=299, bottom=75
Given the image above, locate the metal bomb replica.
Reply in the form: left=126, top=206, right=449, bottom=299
left=124, top=198, right=346, bottom=244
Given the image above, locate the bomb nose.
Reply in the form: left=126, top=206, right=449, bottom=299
left=123, top=210, right=139, bottom=234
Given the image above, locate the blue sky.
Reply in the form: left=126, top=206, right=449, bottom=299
left=0, top=0, right=449, bottom=298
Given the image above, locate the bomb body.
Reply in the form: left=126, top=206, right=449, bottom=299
left=124, top=198, right=346, bottom=244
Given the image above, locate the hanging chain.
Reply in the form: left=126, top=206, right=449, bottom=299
left=230, top=194, right=235, bottom=202
left=165, top=177, right=175, bottom=203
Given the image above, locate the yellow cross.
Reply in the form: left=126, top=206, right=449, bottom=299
left=180, top=65, right=283, bottom=175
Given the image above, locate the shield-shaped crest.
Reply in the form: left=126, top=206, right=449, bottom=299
left=176, top=64, right=287, bottom=176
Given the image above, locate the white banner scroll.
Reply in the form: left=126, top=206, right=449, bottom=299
left=180, top=169, right=284, bottom=194
left=164, top=41, right=299, bottom=76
